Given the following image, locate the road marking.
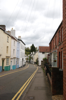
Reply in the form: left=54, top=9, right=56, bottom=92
left=12, top=67, right=38, bottom=100
left=0, top=65, right=29, bottom=78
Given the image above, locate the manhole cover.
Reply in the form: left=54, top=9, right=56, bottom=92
left=28, top=96, right=35, bottom=100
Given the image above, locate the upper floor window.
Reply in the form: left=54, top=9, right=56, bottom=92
left=6, top=46, right=8, bottom=53
left=55, top=36, right=57, bottom=46
left=7, top=36, right=9, bottom=42
left=13, top=49, right=15, bottom=55
left=62, top=28, right=63, bottom=41
left=14, top=41, right=15, bottom=46
left=59, top=31, right=61, bottom=42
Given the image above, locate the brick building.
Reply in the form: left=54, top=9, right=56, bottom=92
left=49, top=21, right=63, bottom=69
left=63, top=0, right=66, bottom=99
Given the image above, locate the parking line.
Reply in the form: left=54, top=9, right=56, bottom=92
left=12, top=67, right=38, bottom=100
left=0, top=65, right=29, bottom=78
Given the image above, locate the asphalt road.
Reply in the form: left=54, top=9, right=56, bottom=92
left=0, top=64, right=37, bottom=100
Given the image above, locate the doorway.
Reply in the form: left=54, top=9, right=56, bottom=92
left=2, top=59, right=4, bottom=71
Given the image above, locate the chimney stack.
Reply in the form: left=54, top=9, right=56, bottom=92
left=0, top=25, right=6, bottom=31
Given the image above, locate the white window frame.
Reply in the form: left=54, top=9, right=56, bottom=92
left=6, top=58, right=9, bottom=65
left=7, top=36, right=9, bottom=42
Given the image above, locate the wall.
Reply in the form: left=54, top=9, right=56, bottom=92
left=19, top=41, right=25, bottom=67
left=49, top=22, right=63, bottom=69
left=33, top=52, right=38, bottom=62
left=38, top=52, right=48, bottom=65
left=52, top=67, right=63, bottom=95
left=63, top=0, right=66, bottom=99
left=0, top=29, right=11, bottom=71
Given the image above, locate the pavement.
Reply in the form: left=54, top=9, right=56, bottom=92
left=0, top=64, right=28, bottom=76
left=22, top=65, right=52, bottom=100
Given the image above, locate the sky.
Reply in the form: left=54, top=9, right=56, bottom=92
left=0, top=0, right=63, bottom=47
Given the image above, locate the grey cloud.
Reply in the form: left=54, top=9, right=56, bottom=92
left=45, top=10, right=62, bottom=19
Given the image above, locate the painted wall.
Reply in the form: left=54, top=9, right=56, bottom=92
left=10, top=38, right=17, bottom=70
left=0, top=29, right=11, bottom=72
left=19, top=41, right=25, bottom=67
left=33, top=52, right=38, bottom=62
left=38, top=52, right=49, bottom=65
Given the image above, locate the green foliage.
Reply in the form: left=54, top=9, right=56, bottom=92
left=25, top=47, right=31, bottom=55
left=43, top=58, right=47, bottom=60
left=36, top=58, right=38, bottom=65
left=30, top=44, right=36, bottom=52
left=25, top=44, right=37, bottom=55
left=29, top=56, right=32, bottom=62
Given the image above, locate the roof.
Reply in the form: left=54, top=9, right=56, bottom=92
left=18, top=39, right=26, bottom=45
left=49, top=20, right=63, bottom=44
left=39, top=46, right=50, bottom=53
left=0, top=27, right=17, bottom=41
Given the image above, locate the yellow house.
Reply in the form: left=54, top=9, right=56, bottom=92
left=0, top=28, right=11, bottom=72
left=33, top=52, right=38, bottom=63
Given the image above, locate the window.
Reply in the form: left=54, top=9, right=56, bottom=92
left=14, top=59, right=15, bottom=65
left=6, top=46, right=8, bottom=53
left=55, top=36, right=57, bottom=46
left=13, top=49, right=15, bottom=55
left=6, top=58, right=9, bottom=65
left=7, top=36, right=9, bottom=42
left=17, top=59, right=19, bottom=64
left=14, top=41, right=15, bottom=46
left=62, top=28, right=63, bottom=41
left=59, top=31, right=61, bottom=42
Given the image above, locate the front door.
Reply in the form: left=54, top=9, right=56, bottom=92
left=2, top=60, right=4, bottom=71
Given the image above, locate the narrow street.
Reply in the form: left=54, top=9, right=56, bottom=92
left=0, top=64, right=37, bottom=100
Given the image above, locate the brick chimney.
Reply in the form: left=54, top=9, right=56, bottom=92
left=0, top=25, right=6, bottom=31
left=63, top=0, right=66, bottom=100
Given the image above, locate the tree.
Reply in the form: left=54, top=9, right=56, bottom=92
left=25, top=47, right=31, bottom=55
left=30, top=44, right=36, bottom=53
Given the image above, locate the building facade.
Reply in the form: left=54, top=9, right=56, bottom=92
left=33, top=51, right=38, bottom=63
left=0, top=27, right=11, bottom=72
left=18, top=36, right=25, bottom=67
left=49, top=21, right=63, bottom=68
left=7, top=28, right=17, bottom=70
left=16, top=40, right=20, bottom=69
left=63, top=0, right=66, bottom=99
left=38, top=46, right=49, bottom=65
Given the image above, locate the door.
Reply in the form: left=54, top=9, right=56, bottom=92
left=2, top=60, right=4, bottom=71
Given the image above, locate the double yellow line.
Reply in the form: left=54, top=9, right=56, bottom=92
left=0, top=65, right=29, bottom=78
left=12, top=67, right=38, bottom=100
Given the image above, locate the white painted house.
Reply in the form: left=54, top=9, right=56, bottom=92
left=7, top=28, right=17, bottom=70
left=18, top=36, right=25, bottom=67
left=38, top=46, right=50, bottom=65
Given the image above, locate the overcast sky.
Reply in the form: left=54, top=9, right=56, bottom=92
left=0, top=0, right=62, bottom=47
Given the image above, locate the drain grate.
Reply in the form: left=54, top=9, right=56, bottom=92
left=28, top=96, right=35, bottom=100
